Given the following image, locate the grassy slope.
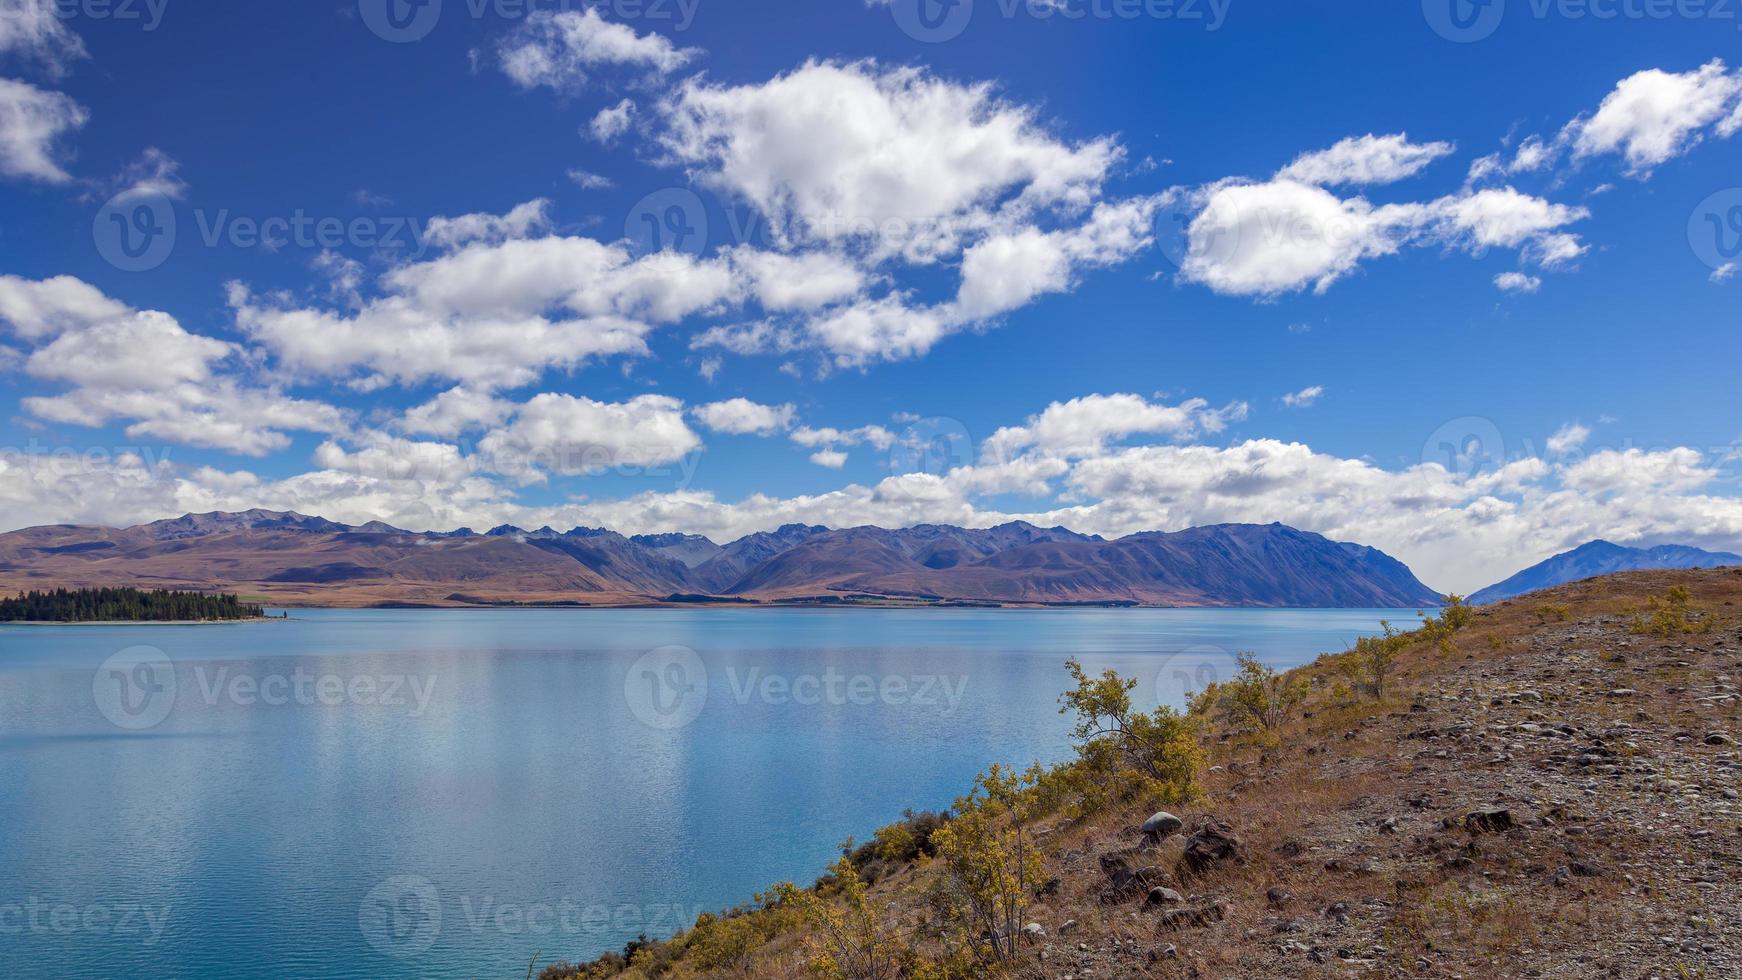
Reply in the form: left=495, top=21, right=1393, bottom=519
left=538, top=568, right=1742, bottom=979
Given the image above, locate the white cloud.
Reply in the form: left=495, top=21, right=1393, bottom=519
left=1179, top=179, right=1424, bottom=296
left=1277, top=133, right=1455, bottom=187
left=1494, top=271, right=1541, bottom=293
left=498, top=9, right=696, bottom=91
left=313, top=436, right=475, bottom=482
left=658, top=60, right=1120, bottom=259
left=801, top=295, right=949, bottom=366
left=0, top=274, right=132, bottom=340
left=0, top=0, right=87, bottom=77
left=476, top=393, right=701, bottom=483
left=25, top=311, right=234, bottom=390
left=1179, top=180, right=1587, bottom=297
left=809, top=449, right=848, bottom=469
left=589, top=98, right=636, bottom=143
left=692, top=398, right=796, bottom=436
left=567, top=169, right=614, bottom=189
left=1712, top=262, right=1738, bottom=284
left=1282, top=386, right=1323, bottom=408
left=724, top=247, right=866, bottom=312
left=1569, top=60, right=1742, bottom=175
left=790, top=424, right=896, bottom=451
left=423, top=198, right=553, bottom=249
left=231, top=212, right=755, bottom=389
left=1545, top=423, right=1590, bottom=455
left=400, top=387, right=515, bottom=438
left=0, top=277, right=347, bottom=456
left=981, top=394, right=1247, bottom=462
left=0, top=78, right=88, bottom=183
left=24, top=381, right=347, bottom=457
left=954, top=197, right=1160, bottom=319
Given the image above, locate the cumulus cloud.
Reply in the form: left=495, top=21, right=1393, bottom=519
left=399, top=387, right=515, bottom=438
left=692, top=398, right=796, bottom=436
left=476, top=393, right=701, bottom=483
left=1178, top=180, right=1587, bottom=297
left=1282, top=386, right=1323, bottom=408
left=498, top=10, right=696, bottom=91
left=1569, top=60, right=1742, bottom=176
left=1, top=277, right=348, bottom=456
left=981, top=394, right=1247, bottom=463
left=0, top=78, right=87, bottom=183
left=658, top=60, right=1120, bottom=260
left=809, top=449, right=848, bottom=469
left=0, top=274, right=132, bottom=339
left=1277, top=134, right=1455, bottom=187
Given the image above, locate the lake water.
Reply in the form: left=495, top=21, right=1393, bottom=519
left=0, top=607, right=1407, bottom=979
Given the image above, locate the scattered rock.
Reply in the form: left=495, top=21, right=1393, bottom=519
left=1465, top=806, right=1514, bottom=833
left=1142, top=811, right=1184, bottom=839
left=1145, top=886, right=1185, bottom=907
left=1181, top=820, right=1242, bottom=874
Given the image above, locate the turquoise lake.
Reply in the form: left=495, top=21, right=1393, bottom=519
left=0, top=607, right=1409, bottom=979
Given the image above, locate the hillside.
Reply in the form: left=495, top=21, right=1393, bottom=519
left=535, top=567, right=1742, bottom=979
left=0, top=512, right=1443, bottom=609
left=1472, top=539, right=1742, bottom=604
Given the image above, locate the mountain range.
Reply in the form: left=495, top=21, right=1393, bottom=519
left=0, top=511, right=1446, bottom=609
left=1469, top=540, right=1742, bottom=605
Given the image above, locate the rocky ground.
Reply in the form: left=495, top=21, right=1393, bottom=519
left=1010, top=568, right=1742, bottom=979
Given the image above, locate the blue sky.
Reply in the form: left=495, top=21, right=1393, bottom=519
left=0, top=0, right=1739, bottom=591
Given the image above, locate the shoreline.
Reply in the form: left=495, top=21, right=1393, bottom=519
left=0, top=617, right=291, bottom=627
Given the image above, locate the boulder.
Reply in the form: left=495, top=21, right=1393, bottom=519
left=1145, top=886, right=1185, bottom=906
left=1465, top=806, right=1513, bottom=833
left=1181, top=820, right=1242, bottom=874
left=1142, top=811, right=1184, bottom=839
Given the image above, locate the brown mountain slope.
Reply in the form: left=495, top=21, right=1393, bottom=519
left=0, top=511, right=1441, bottom=608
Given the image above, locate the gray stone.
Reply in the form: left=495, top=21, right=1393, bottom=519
left=1142, top=811, right=1184, bottom=838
